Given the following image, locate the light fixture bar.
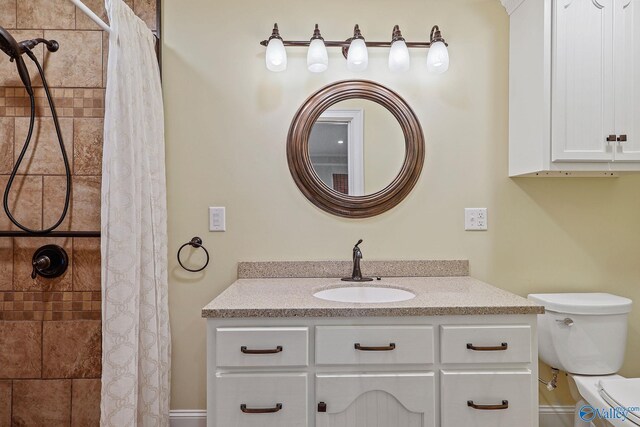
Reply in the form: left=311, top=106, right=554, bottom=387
left=259, top=25, right=447, bottom=50
left=260, top=24, right=449, bottom=73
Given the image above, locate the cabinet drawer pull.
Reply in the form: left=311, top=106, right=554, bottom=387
left=607, top=134, right=617, bottom=143
left=467, top=400, right=509, bottom=410
left=618, top=134, right=628, bottom=143
left=354, top=342, right=396, bottom=351
left=240, top=345, right=283, bottom=354
left=466, top=342, right=508, bottom=351
left=240, top=403, right=283, bottom=414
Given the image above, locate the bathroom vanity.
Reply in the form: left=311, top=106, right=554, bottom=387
left=202, top=261, right=544, bottom=427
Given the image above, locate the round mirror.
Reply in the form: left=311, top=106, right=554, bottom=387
left=287, top=80, right=425, bottom=218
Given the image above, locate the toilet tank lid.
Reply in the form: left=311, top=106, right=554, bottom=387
left=527, top=293, right=632, bottom=315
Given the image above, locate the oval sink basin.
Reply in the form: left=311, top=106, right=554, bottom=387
left=313, top=286, right=416, bottom=304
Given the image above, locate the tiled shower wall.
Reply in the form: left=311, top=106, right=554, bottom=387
left=0, top=1, right=156, bottom=425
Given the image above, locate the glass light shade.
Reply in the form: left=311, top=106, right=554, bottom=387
left=347, top=38, right=368, bottom=71
left=266, top=38, right=287, bottom=72
left=426, top=41, right=449, bottom=74
left=307, top=38, right=328, bottom=73
left=388, top=40, right=410, bottom=72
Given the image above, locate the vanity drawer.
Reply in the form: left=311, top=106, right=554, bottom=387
left=440, top=325, right=531, bottom=364
left=315, top=326, right=434, bottom=365
left=215, top=373, right=308, bottom=427
left=441, top=370, right=533, bottom=427
left=216, top=327, right=309, bottom=368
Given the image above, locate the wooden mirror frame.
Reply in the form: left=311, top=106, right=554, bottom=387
left=287, top=80, right=425, bottom=218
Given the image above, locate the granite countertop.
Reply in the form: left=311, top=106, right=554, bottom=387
left=202, top=261, right=543, bottom=318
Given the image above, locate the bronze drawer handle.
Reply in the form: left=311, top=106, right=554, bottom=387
left=354, top=342, right=396, bottom=351
left=466, top=342, right=508, bottom=351
left=240, top=403, right=283, bottom=414
left=240, top=346, right=283, bottom=354
left=618, top=134, right=628, bottom=142
left=467, top=400, right=509, bottom=410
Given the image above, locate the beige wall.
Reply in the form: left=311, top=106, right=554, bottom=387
left=162, top=0, right=640, bottom=410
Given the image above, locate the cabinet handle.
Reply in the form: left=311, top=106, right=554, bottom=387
left=467, top=400, right=509, bottom=410
left=240, top=345, right=283, bottom=354
left=618, top=134, right=628, bottom=143
left=240, top=403, right=283, bottom=414
left=607, top=135, right=617, bottom=143
left=354, top=342, right=396, bottom=351
left=466, top=342, right=508, bottom=351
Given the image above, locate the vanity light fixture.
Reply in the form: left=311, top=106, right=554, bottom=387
left=346, top=25, right=368, bottom=71
left=260, top=23, right=449, bottom=74
left=388, top=25, right=410, bottom=72
left=426, top=25, right=449, bottom=74
left=307, top=24, right=328, bottom=73
left=265, top=23, right=287, bottom=72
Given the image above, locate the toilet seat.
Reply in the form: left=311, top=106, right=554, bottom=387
left=599, top=378, right=640, bottom=426
left=572, top=375, right=640, bottom=427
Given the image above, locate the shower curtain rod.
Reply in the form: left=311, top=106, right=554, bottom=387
left=69, top=0, right=111, bottom=33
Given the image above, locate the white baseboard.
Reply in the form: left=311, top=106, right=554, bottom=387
left=539, top=405, right=579, bottom=427
left=169, top=405, right=578, bottom=427
left=170, top=410, right=207, bottom=427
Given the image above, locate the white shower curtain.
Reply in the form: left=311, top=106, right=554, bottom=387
left=101, top=0, right=170, bottom=426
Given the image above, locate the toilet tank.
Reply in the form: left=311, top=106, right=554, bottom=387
left=528, top=293, right=632, bottom=375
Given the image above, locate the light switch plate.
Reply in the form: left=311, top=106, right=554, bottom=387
left=209, top=207, right=226, bottom=232
left=465, top=208, right=488, bottom=231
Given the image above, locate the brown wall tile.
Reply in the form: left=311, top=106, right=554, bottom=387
left=17, top=0, right=76, bottom=30
left=71, top=379, right=100, bottom=426
left=74, top=118, right=103, bottom=175
left=44, top=176, right=101, bottom=231
left=14, top=117, right=73, bottom=174
left=0, top=321, right=41, bottom=378
left=0, top=238, right=12, bottom=291
left=0, top=380, right=11, bottom=425
left=0, top=117, right=14, bottom=173
left=43, top=31, right=103, bottom=88
left=73, top=238, right=100, bottom=291
left=43, top=320, right=101, bottom=378
left=0, top=175, right=43, bottom=231
left=13, top=237, right=72, bottom=291
left=12, top=379, right=71, bottom=426
left=0, top=0, right=17, bottom=29
left=134, top=0, right=157, bottom=31
left=0, top=30, right=44, bottom=87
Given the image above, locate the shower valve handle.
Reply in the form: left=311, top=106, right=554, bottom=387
left=32, top=256, right=51, bottom=279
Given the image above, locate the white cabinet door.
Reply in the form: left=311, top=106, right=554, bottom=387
left=215, top=373, right=308, bottom=427
left=315, top=372, right=435, bottom=427
left=614, top=0, right=640, bottom=160
left=441, top=370, right=533, bottom=427
left=552, top=0, right=615, bottom=162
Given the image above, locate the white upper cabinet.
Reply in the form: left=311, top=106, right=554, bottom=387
left=508, top=0, right=640, bottom=175
left=552, top=0, right=615, bottom=162
left=615, top=0, right=640, bottom=160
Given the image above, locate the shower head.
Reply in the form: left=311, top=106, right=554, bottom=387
left=0, top=25, right=22, bottom=58
left=0, top=25, right=34, bottom=96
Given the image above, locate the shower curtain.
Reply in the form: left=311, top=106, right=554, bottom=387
left=100, top=0, right=170, bottom=426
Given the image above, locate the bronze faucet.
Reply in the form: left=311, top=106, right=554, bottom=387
left=342, top=239, right=373, bottom=282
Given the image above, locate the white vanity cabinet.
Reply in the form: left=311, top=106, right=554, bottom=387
left=206, top=315, right=539, bottom=427
left=507, top=0, right=640, bottom=176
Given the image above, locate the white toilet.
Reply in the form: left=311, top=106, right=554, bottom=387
left=528, top=293, right=638, bottom=427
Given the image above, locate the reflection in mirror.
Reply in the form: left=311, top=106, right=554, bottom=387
left=308, top=100, right=405, bottom=196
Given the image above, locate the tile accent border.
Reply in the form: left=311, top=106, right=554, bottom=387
left=0, top=291, right=101, bottom=320
left=0, top=87, right=105, bottom=118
